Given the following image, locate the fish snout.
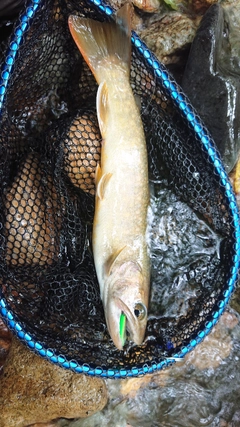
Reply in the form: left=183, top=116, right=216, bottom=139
left=104, top=294, right=148, bottom=350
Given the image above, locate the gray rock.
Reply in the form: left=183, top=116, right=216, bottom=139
left=0, top=0, right=24, bottom=17
left=182, top=3, right=240, bottom=172
left=139, top=12, right=198, bottom=65
left=0, top=337, right=108, bottom=427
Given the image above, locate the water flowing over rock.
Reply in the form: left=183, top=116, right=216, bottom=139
left=55, top=310, right=240, bottom=427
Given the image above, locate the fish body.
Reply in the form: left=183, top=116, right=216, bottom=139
left=69, top=4, right=150, bottom=350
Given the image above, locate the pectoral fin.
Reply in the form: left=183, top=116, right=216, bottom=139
left=97, top=81, right=108, bottom=139
left=95, top=163, right=102, bottom=187
left=105, top=246, right=127, bottom=276
left=96, top=169, right=112, bottom=200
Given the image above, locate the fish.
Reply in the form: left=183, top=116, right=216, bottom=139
left=68, top=4, right=150, bottom=350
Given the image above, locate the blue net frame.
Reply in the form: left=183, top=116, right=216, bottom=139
left=0, top=0, right=240, bottom=378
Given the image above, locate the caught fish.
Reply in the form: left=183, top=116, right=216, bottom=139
left=68, top=4, right=150, bottom=350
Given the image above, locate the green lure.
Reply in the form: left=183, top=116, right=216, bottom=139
left=119, top=312, right=127, bottom=347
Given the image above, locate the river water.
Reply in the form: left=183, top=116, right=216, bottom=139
left=56, top=180, right=240, bottom=427
left=57, top=309, right=240, bottom=427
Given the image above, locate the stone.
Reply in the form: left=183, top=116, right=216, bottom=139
left=184, top=311, right=237, bottom=370
left=182, top=3, right=240, bottom=172
left=0, top=318, right=12, bottom=374
left=0, top=337, right=108, bottom=427
left=0, top=0, right=25, bottom=17
left=120, top=368, right=169, bottom=399
left=139, top=12, right=198, bottom=64
left=191, top=0, right=218, bottom=15
left=230, top=285, right=240, bottom=313
left=132, top=0, right=161, bottom=13
left=27, top=424, right=58, bottom=427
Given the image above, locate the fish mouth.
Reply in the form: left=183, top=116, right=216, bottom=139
left=118, top=298, right=136, bottom=343
left=105, top=296, right=147, bottom=350
left=119, top=298, right=147, bottom=347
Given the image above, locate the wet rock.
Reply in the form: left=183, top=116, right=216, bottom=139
left=132, top=0, right=161, bottom=13
left=0, top=318, right=12, bottom=374
left=139, top=12, right=198, bottom=64
left=57, top=309, right=240, bottom=426
left=27, top=424, right=58, bottom=427
left=230, top=285, right=240, bottom=313
left=0, top=337, right=108, bottom=427
left=182, top=3, right=240, bottom=172
left=0, top=0, right=25, bottom=17
left=120, top=368, right=169, bottom=399
left=108, top=0, right=162, bottom=15
left=191, top=0, right=218, bottom=15
left=184, top=311, right=237, bottom=370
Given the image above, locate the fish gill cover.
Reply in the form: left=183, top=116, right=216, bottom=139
left=0, top=0, right=239, bottom=378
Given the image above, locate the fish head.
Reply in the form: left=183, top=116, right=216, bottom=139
left=103, top=260, right=149, bottom=350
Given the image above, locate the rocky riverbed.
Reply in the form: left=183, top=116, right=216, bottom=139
left=1, top=307, right=240, bottom=426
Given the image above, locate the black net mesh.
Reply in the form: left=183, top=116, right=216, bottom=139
left=0, top=0, right=238, bottom=372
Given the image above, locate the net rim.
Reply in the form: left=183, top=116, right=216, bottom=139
left=0, top=0, right=239, bottom=378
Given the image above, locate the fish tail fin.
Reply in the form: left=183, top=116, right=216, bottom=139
left=68, top=3, right=132, bottom=83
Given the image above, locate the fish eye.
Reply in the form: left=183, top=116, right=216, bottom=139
left=134, top=303, right=147, bottom=320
